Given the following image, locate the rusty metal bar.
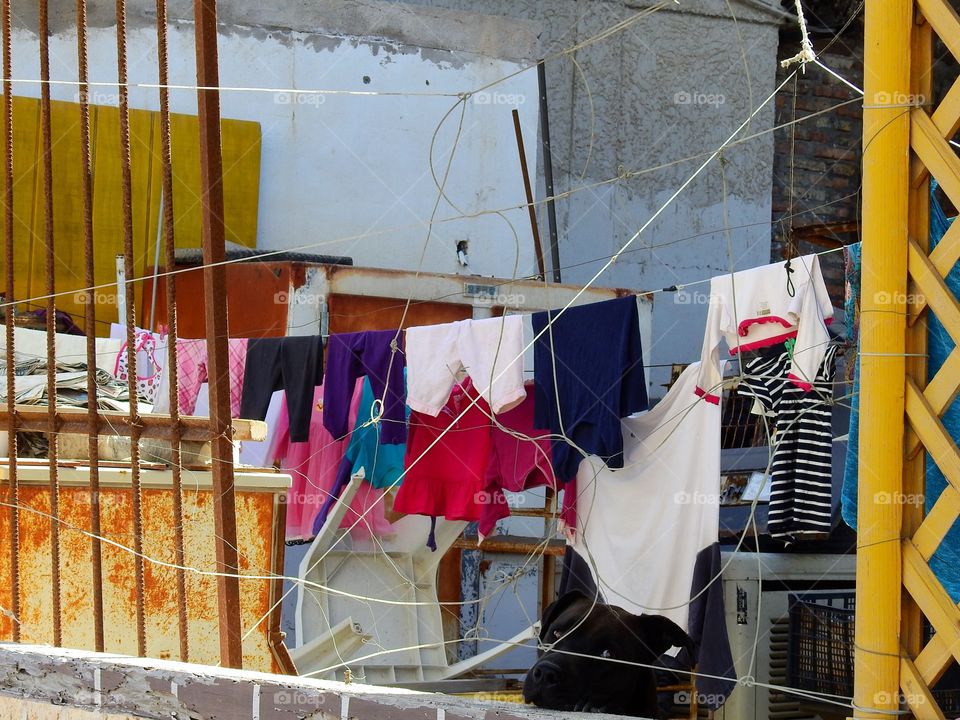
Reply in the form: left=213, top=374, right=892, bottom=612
left=155, top=0, right=189, bottom=662
left=38, top=0, right=63, bottom=648
left=511, top=108, right=545, bottom=280
left=451, top=536, right=566, bottom=556
left=0, top=408, right=264, bottom=442
left=75, top=0, right=105, bottom=654
left=1, top=0, right=18, bottom=644
left=114, top=0, right=146, bottom=657
left=193, top=0, right=243, bottom=668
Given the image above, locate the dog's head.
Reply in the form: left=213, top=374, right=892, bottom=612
left=523, top=590, right=694, bottom=716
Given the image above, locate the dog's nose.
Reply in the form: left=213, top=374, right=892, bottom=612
left=530, top=663, right=560, bottom=687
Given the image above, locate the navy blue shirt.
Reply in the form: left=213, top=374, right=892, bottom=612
left=532, top=296, right=648, bottom=482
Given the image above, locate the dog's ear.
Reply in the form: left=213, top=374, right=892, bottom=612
left=628, top=614, right=695, bottom=660
left=538, top=590, right=591, bottom=642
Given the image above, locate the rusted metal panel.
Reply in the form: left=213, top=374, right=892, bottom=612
left=0, top=466, right=288, bottom=672
left=328, top=293, right=473, bottom=334
left=144, top=263, right=292, bottom=338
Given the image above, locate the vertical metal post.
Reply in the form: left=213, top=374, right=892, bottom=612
left=853, top=0, right=912, bottom=716
left=512, top=108, right=546, bottom=280
left=1, top=0, right=19, bottom=644
left=76, top=0, right=105, bottom=653
left=114, top=0, right=147, bottom=657
left=155, top=0, right=189, bottom=662
left=38, top=0, right=62, bottom=648
left=537, top=62, right=561, bottom=284
left=193, top=0, right=243, bottom=668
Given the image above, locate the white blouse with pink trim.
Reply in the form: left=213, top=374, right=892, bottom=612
left=694, top=254, right=834, bottom=404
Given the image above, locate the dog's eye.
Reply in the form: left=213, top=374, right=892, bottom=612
left=600, top=649, right=613, bottom=659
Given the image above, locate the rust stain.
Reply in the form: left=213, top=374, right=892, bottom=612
left=0, top=478, right=283, bottom=671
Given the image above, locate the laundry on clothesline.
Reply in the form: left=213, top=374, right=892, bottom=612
left=739, top=341, right=839, bottom=541
left=323, top=330, right=407, bottom=445
left=695, top=253, right=834, bottom=403
left=241, top=335, right=322, bottom=441
left=532, top=295, right=648, bottom=483
left=406, top=314, right=525, bottom=417
left=565, top=361, right=735, bottom=710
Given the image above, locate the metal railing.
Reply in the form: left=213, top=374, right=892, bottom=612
left=0, top=0, right=243, bottom=668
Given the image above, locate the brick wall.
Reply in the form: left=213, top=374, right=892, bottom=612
left=770, top=24, right=864, bottom=307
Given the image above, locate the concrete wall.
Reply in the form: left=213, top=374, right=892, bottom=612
left=396, top=0, right=785, bottom=392
left=8, top=0, right=543, bottom=281
left=0, top=643, right=627, bottom=720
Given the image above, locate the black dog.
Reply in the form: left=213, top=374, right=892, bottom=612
left=523, top=590, right=694, bottom=717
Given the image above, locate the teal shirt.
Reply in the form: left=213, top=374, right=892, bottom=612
left=345, top=376, right=407, bottom=489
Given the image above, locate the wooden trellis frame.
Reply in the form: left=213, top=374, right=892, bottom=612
left=854, top=0, right=960, bottom=717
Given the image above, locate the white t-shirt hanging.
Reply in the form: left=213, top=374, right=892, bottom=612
left=695, top=253, right=833, bottom=404
left=571, top=361, right=721, bottom=632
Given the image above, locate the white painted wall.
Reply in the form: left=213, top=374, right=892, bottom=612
left=10, top=19, right=540, bottom=280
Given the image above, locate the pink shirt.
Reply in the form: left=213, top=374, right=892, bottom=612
left=478, top=388, right=555, bottom=538
left=268, top=381, right=391, bottom=542
left=394, top=381, right=492, bottom=522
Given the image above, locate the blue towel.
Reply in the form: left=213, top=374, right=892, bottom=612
left=842, top=187, right=960, bottom=601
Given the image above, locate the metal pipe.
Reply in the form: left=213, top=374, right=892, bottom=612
left=852, top=0, right=912, bottom=716
left=38, top=0, right=63, bottom=648
left=511, top=108, right=546, bottom=280
left=192, top=0, right=243, bottom=669
left=1, top=0, right=19, bottom=645
left=76, top=0, right=105, bottom=653
left=537, top=61, right=561, bottom=284
left=114, top=0, right=147, bottom=656
left=155, top=0, right=189, bottom=662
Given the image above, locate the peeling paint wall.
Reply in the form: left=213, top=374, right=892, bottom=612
left=404, top=0, right=784, bottom=395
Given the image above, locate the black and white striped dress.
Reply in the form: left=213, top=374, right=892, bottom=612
left=738, top=342, right=838, bottom=540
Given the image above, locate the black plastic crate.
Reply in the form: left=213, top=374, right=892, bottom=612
left=787, top=592, right=856, bottom=698
left=787, top=592, right=960, bottom=712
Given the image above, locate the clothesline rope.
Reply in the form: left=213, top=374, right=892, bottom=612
left=0, top=93, right=863, bottom=315
left=780, top=0, right=816, bottom=70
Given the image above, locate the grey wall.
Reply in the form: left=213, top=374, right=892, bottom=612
left=404, top=0, right=785, bottom=394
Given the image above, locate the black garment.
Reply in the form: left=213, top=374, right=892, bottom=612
left=558, top=545, right=598, bottom=600
left=739, top=342, right=838, bottom=540
left=684, top=543, right=736, bottom=709
left=532, top=296, right=648, bottom=482
left=239, top=336, right=324, bottom=443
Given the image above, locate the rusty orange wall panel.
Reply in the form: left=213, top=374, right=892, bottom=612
left=0, top=465, right=288, bottom=673
left=327, top=294, right=472, bottom=334
left=144, top=263, right=291, bottom=338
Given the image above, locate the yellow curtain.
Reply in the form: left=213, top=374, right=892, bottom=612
left=0, top=96, right=261, bottom=335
